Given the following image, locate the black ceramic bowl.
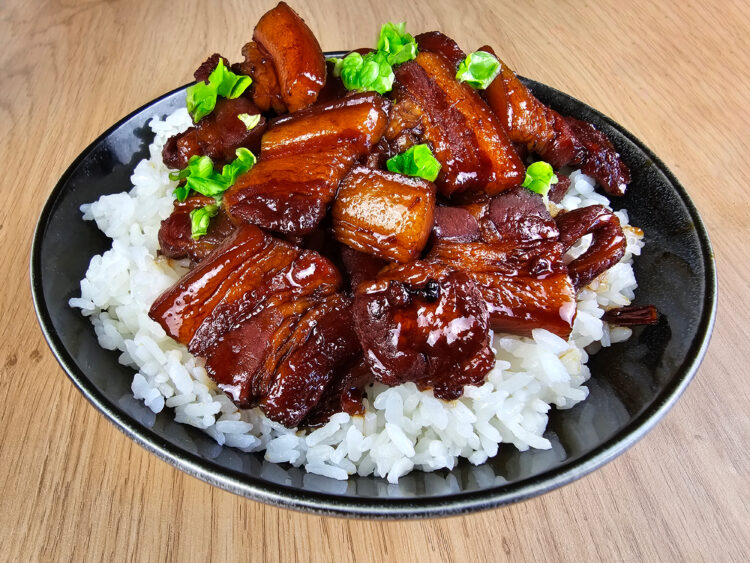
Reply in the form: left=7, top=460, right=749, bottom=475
left=31, top=62, right=716, bottom=518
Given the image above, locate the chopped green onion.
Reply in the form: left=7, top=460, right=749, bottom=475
left=522, top=161, right=558, bottom=196
left=189, top=204, right=220, bottom=239
left=185, top=175, right=230, bottom=197
left=376, top=22, right=417, bottom=66
left=171, top=148, right=256, bottom=202
left=186, top=81, right=218, bottom=124
left=168, top=168, right=191, bottom=182
left=191, top=155, right=214, bottom=177
left=326, top=57, right=344, bottom=77
left=237, top=113, right=261, bottom=130
left=386, top=144, right=441, bottom=182
left=328, top=21, right=417, bottom=95
left=337, top=51, right=394, bottom=95
left=220, top=147, right=256, bottom=186
left=186, top=59, right=252, bottom=123
left=173, top=184, right=190, bottom=202
left=172, top=155, right=220, bottom=201
left=456, top=51, right=501, bottom=90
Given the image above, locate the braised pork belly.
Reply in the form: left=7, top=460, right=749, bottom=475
left=151, top=6, right=639, bottom=427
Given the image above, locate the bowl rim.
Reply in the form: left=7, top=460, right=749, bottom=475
left=30, top=69, right=718, bottom=519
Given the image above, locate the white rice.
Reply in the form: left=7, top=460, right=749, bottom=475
left=69, top=109, right=645, bottom=483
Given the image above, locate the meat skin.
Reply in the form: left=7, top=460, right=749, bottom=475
left=354, top=264, right=494, bottom=400
left=332, top=166, right=436, bottom=263
left=252, top=2, right=326, bottom=112
left=223, top=142, right=359, bottom=235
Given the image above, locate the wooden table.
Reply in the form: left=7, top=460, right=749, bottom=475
left=2, top=0, right=747, bottom=560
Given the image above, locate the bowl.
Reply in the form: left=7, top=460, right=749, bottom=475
left=31, top=63, right=717, bottom=517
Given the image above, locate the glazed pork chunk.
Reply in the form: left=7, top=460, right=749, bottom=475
left=481, top=45, right=630, bottom=196
left=428, top=237, right=577, bottom=338
left=353, top=262, right=495, bottom=400
left=223, top=143, right=359, bottom=236
left=428, top=187, right=577, bottom=338
left=224, top=93, right=391, bottom=236
left=149, top=225, right=361, bottom=426
left=238, top=1, right=326, bottom=113
left=149, top=225, right=341, bottom=352
left=392, top=35, right=523, bottom=198
left=261, top=92, right=390, bottom=158
left=332, top=166, right=436, bottom=263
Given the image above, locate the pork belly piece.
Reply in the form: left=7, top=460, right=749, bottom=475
left=261, top=92, right=391, bottom=158
left=481, top=46, right=630, bottom=196
left=415, top=31, right=466, bottom=70
left=481, top=45, right=576, bottom=170
left=157, top=195, right=237, bottom=264
left=332, top=166, right=436, bottom=263
left=428, top=238, right=576, bottom=338
left=564, top=117, right=631, bottom=197
left=149, top=224, right=360, bottom=425
left=162, top=97, right=266, bottom=170
left=354, top=263, right=494, bottom=400
left=393, top=54, right=523, bottom=198
left=260, top=294, right=361, bottom=426
left=556, top=204, right=626, bottom=289
left=223, top=142, right=359, bottom=235
left=202, top=301, right=303, bottom=407
left=393, top=61, right=485, bottom=196
left=204, top=292, right=360, bottom=426
left=474, top=186, right=560, bottom=244
left=233, top=41, right=287, bottom=114
left=414, top=46, right=524, bottom=194
left=148, top=224, right=341, bottom=352
left=252, top=1, right=326, bottom=112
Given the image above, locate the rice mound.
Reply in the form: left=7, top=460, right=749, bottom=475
left=69, top=109, right=644, bottom=483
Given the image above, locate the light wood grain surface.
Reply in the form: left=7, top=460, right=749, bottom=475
left=1, top=0, right=748, bottom=560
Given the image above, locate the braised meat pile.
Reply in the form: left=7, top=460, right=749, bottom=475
left=149, top=2, right=641, bottom=428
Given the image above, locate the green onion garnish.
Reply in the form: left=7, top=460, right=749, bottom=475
left=386, top=144, right=441, bottom=182
left=376, top=22, right=417, bottom=66
left=522, top=161, right=559, bottom=196
left=171, top=148, right=256, bottom=204
left=189, top=204, right=220, bottom=239
left=338, top=51, right=394, bottom=95
left=238, top=113, right=261, bottom=130
left=456, top=51, right=501, bottom=90
left=186, top=59, right=252, bottom=123
left=327, top=21, right=417, bottom=95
